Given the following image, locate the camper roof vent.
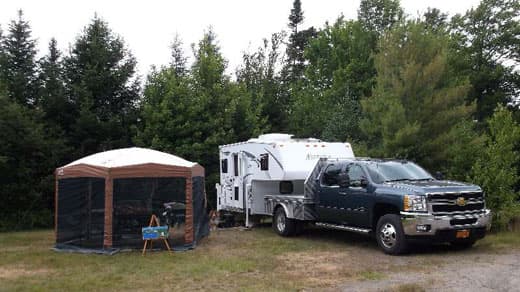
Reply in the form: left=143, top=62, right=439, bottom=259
left=253, top=133, right=294, bottom=143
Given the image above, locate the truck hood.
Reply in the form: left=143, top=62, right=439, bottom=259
left=383, top=180, right=482, bottom=195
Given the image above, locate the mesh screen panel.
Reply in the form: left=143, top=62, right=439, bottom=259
left=192, top=176, right=209, bottom=243
left=57, top=178, right=105, bottom=248
left=112, top=177, right=186, bottom=248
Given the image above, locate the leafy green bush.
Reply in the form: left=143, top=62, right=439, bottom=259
left=470, top=106, right=520, bottom=230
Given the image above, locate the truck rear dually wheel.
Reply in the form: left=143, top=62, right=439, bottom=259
left=273, top=207, right=296, bottom=236
left=376, top=214, right=408, bottom=255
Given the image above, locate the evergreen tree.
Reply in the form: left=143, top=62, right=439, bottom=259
left=38, top=38, right=72, bottom=133
left=360, top=22, right=478, bottom=174
left=137, top=29, right=263, bottom=206
left=358, top=0, right=403, bottom=35
left=64, top=16, right=140, bottom=157
left=0, top=87, right=57, bottom=230
left=285, top=0, right=316, bottom=82
left=170, top=34, right=187, bottom=76
left=1, top=10, right=38, bottom=106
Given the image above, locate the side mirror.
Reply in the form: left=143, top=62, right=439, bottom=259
left=337, top=173, right=350, bottom=188
left=434, top=171, right=444, bottom=180
left=360, top=178, right=369, bottom=188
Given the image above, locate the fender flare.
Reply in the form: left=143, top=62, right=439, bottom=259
left=273, top=202, right=291, bottom=218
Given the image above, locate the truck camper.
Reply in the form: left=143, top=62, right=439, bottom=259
left=216, top=133, right=355, bottom=226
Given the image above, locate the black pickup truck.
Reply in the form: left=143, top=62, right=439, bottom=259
left=269, top=158, right=491, bottom=254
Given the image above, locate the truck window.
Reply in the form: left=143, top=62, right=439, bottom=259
left=322, top=164, right=342, bottom=186
left=279, top=181, right=293, bottom=194
left=347, top=164, right=365, bottom=187
left=221, top=159, right=228, bottom=173
left=260, top=153, right=269, bottom=170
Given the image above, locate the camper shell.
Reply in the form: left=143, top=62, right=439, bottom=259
left=216, top=133, right=354, bottom=224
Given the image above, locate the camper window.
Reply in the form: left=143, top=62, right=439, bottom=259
left=221, top=159, right=228, bottom=173
left=279, top=181, right=293, bottom=194
left=233, top=154, right=239, bottom=176
left=260, top=153, right=269, bottom=170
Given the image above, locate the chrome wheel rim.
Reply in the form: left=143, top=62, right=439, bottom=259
left=380, top=223, right=397, bottom=248
left=276, top=213, right=286, bottom=232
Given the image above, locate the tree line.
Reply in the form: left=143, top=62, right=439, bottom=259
left=0, top=0, right=519, bottom=230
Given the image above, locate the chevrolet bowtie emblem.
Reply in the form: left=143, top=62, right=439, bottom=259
left=456, top=197, right=466, bottom=206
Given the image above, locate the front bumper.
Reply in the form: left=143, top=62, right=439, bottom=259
left=401, top=209, right=492, bottom=238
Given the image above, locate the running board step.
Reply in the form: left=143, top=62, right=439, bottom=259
left=315, top=222, right=371, bottom=234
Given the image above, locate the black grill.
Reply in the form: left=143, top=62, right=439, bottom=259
left=432, top=202, right=484, bottom=213
left=450, top=218, right=478, bottom=225
left=428, top=192, right=483, bottom=201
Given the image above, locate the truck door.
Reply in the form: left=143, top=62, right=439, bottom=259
left=317, top=163, right=349, bottom=223
left=341, top=163, right=371, bottom=227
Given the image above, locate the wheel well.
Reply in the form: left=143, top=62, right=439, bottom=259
left=372, top=203, right=400, bottom=230
left=273, top=204, right=285, bottom=216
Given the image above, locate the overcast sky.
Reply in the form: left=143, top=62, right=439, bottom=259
left=0, top=0, right=482, bottom=77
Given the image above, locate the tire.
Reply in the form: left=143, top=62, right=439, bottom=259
left=450, top=240, right=476, bottom=250
left=273, top=207, right=296, bottom=236
left=294, top=220, right=305, bottom=235
left=376, top=214, right=408, bottom=255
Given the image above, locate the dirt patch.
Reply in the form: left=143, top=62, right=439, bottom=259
left=0, top=266, right=51, bottom=280
left=334, top=250, right=520, bottom=292
left=277, top=251, right=355, bottom=286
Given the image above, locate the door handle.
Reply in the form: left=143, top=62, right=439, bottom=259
left=338, top=191, right=347, bottom=195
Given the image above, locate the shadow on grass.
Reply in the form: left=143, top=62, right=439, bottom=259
left=248, top=224, right=515, bottom=256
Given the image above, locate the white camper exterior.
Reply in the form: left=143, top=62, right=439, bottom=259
left=216, top=133, right=355, bottom=223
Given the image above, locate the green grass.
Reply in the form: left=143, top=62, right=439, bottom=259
left=358, top=270, right=386, bottom=281
left=476, top=231, right=520, bottom=250
left=0, top=228, right=518, bottom=291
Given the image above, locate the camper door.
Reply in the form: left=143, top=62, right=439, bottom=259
left=230, top=153, right=245, bottom=210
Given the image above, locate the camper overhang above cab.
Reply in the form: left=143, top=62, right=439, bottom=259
left=218, top=133, right=355, bottom=181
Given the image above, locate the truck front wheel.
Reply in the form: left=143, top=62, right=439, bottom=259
left=273, top=207, right=296, bottom=236
left=376, top=214, right=408, bottom=255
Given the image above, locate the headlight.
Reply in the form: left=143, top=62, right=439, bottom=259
left=403, top=195, right=427, bottom=212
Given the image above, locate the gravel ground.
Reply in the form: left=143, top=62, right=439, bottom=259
left=337, top=248, right=520, bottom=292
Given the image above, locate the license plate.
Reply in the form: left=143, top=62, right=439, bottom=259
left=456, top=230, right=470, bottom=239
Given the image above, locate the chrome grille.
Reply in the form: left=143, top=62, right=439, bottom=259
left=428, top=191, right=485, bottom=216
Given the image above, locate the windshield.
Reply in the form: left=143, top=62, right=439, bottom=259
left=365, top=161, right=433, bottom=184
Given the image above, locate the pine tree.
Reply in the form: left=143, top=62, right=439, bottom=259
left=285, top=0, right=316, bottom=82
left=360, top=22, right=478, bottom=174
left=1, top=10, right=38, bottom=106
left=64, top=16, right=140, bottom=157
left=38, top=38, right=71, bottom=132
left=170, top=34, right=187, bottom=76
left=0, top=87, right=57, bottom=229
left=137, top=29, right=263, bottom=206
